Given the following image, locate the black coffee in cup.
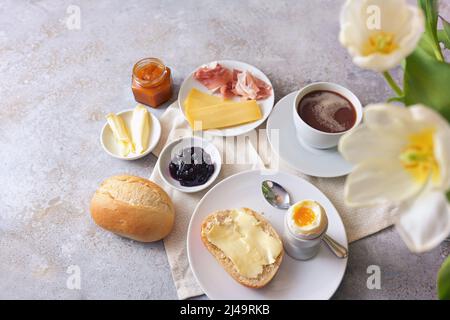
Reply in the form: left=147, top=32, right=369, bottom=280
left=297, top=90, right=356, bottom=133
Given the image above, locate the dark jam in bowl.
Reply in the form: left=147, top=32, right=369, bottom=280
left=298, top=90, right=356, bottom=133
left=169, top=147, right=215, bottom=187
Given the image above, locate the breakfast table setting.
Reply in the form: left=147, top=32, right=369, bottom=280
left=1, top=0, right=450, bottom=300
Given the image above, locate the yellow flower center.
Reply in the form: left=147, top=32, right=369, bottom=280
left=399, top=128, right=440, bottom=185
left=364, top=32, right=398, bottom=55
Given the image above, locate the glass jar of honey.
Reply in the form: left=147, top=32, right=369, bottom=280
left=131, top=58, right=173, bottom=108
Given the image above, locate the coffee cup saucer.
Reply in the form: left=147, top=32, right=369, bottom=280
left=266, top=91, right=353, bottom=178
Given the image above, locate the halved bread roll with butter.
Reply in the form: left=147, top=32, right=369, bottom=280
left=201, top=208, right=283, bottom=288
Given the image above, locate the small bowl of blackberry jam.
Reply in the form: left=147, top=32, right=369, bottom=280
left=158, top=136, right=222, bottom=193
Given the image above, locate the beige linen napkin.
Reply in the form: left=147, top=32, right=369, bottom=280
left=150, top=102, right=399, bottom=299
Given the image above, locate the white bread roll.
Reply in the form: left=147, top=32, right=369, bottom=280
left=90, top=175, right=174, bottom=242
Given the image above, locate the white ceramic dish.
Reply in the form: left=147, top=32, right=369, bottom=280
left=101, top=108, right=161, bottom=160
left=187, top=170, right=348, bottom=300
left=158, top=136, right=222, bottom=193
left=178, top=60, right=275, bottom=137
left=293, top=82, right=363, bottom=149
left=266, top=92, right=354, bottom=177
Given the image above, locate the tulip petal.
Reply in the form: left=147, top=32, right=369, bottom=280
left=353, top=52, right=405, bottom=73
left=339, top=124, right=406, bottom=164
left=410, top=105, right=450, bottom=129
left=351, top=4, right=423, bottom=72
left=339, top=0, right=424, bottom=72
left=410, top=106, right=450, bottom=190
left=434, top=131, right=450, bottom=190
left=369, top=0, right=411, bottom=34
left=364, top=104, right=412, bottom=130
left=396, top=191, right=450, bottom=253
left=339, top=0, right=370, bottom=49
left=345, top=159, right=422, bottom=206
left=396, top=6, right=425, bottom=51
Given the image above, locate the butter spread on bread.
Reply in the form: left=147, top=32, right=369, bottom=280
left=201, top=208, right=283, bottom=287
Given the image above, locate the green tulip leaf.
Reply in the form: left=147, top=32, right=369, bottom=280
left=438, top=15, right=450, bottom=49
left=447, top=190, right=450, bottom=203
left=438, top=256, right=450, bottom=300
left=404, top=47, right=450, bottom=122
left=418, top=0, right=444, bottom=60
left=419, top=0, right=439, bottom=40
left=438, top=30, right=450, bottom=49
left=418, top=33, right=439, bottom=58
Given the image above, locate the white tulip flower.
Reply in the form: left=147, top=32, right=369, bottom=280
left=339, top=104, right=450, bottom=253
left=339, top=0, right=424, bottom=72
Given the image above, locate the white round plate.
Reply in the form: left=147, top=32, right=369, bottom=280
left=158, top=136, right=222, bottom=193
left=101, top=107, right=161, bottom=160
left=267, top=92, right=353, bottom=177
left=187, top=170, right=348, bottom=300
left=178, top=60, right=274, bottom=137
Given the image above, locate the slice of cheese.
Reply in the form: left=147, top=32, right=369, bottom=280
left=185, top=88, right=224, bottom=107
left=184, top=88, right=262, bottom=130
left=206, top=209, right=282, bottom=279
left=184, top=88, right=225, bottom=126
left=186, top=99, right=262, bottom=130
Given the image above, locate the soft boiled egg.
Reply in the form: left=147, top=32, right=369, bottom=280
left=286, top=200, right=328, bottom=239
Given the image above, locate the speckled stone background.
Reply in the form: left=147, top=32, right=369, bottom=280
left=1, top=0, right=449, bottom=300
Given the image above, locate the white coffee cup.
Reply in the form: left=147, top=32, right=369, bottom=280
left=293, top=82, right=363, bottom=149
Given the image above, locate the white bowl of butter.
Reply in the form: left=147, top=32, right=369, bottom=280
left=101, top=106, right=161, bottom=160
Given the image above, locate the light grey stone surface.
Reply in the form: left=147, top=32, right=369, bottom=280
left=1, top=0, right=449, bottom=300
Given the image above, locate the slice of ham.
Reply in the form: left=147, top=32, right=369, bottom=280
left=193, top=63, right=272, bottom=100
left=252, top=74, right=272, bottom=100
left=219, top=82, right=235, bottom=99
left=232, top=70, right=272, bottom=100
left=193, top=63, right=233, bottom=91
left=218, top=69, right=240, bottom=99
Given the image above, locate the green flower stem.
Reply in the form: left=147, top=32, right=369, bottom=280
left=383, top=71, right=404, bottom=97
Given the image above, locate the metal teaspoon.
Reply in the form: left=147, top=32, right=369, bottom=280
left=262, top=180, right=348, bottom=259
